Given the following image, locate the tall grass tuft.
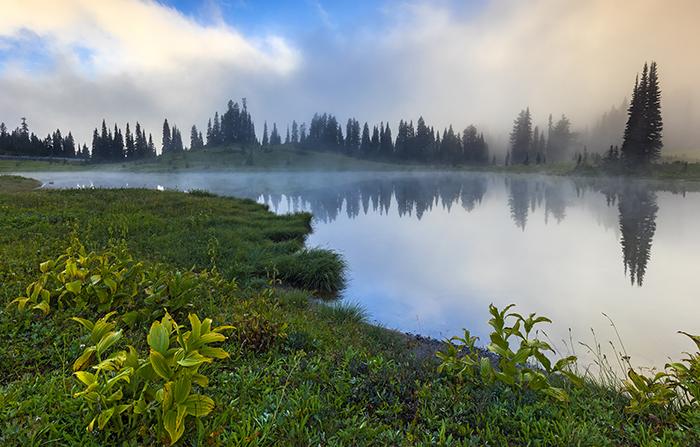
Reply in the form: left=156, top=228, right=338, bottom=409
left=275, top=248, right=346, bottom=294
left=316, top=301, right=368, bottom=325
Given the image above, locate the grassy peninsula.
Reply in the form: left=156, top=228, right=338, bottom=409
left=1, top=175, right=699, bottom=446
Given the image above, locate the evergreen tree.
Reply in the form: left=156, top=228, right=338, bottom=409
left=360, top=123, right=371, bottom=156
left=162, top=119, right=171, bottom=154
left=125, top=123, right=135, bottom=159
left=63, top=132, right=76, bottom=158
left=380, top=122, right=393, bottom=157
left=148, top=134, right=156, bottom=158
left=291, top=121, right=299, bottom=144
left=645, top=62, right=663, bottom=162
left=262, top=122, right=269, bottom=147
left=510, top=108, right=532, bottom=164
left=190, top=125, right=201, bottom=150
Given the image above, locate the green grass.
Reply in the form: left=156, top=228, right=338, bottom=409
left=1, top=175, right=699, bottom=446
left=0, top=175, right=41, bottom=192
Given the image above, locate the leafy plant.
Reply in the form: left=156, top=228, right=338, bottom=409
left=436, top=329, right=490, bottom=383
left=10, top=238, right=144, bottom=315
left=623, top=369, right=675, bottom=414
left=9, top=237, right=237, bottom=325
left=72, top=311, right=233, bottom=445
left=666, top=332, right=700, bottom=407
left=482, top=304, right=580, bottom=401
left=438, top=304, right=580, bottom=402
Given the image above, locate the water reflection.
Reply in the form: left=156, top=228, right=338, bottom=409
left=618, top=188, right=658, bottom=286
left=258, top=174, right=666, bottom=287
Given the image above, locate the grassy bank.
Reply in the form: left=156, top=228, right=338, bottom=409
left=5, top=145, right=700, bottom=184
left=1, top=176, right=699, bottom=446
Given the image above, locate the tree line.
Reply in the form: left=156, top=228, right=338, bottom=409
left=508, top=109, right=575, bottom=165
left=0, top=62, right=662, bottom=168
left=0, top=118, right=88, bottom=159
left=91, top=120, right=157, bottom=161
left=258, top=113, right=490, bottom=166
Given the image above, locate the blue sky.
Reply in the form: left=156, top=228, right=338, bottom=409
left=163, top=0, right=390, bottom=35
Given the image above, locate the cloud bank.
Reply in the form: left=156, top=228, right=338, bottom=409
left=0, top=0, right=698, bottom=154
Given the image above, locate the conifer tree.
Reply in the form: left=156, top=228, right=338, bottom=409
left=262, top=122, right=269, bottom=147
left=162, top=119, right=171, bottom=154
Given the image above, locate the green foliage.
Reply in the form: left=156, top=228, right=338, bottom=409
left=72, top=312, right=232, bottom=445
left=436, top=329, right=488, bottom=383
left=482, top=304, right=579, bottom=401
left=667, top=332, right=700, bottom=406
left=439, top=304, right=580, bottom=402
left=624, top=331, right=700, bottom=415
left=9, top=237, right=237, bottom=325
left=229, top=299, right=288, bottom=353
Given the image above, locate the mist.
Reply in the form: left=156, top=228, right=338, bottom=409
left=0, top=0, right=698, bottom=155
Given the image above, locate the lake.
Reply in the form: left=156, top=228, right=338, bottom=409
left=19, top=170, right=700, bottom=370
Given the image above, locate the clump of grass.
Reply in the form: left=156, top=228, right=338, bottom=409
left=274, top=248, right=346, bottom=294
left=315, top=301, right=368, bottom=325
left=275, top=288, right=310, bottom=310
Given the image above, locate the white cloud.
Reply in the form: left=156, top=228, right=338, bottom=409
left=0, top=0, right=299, bottom=145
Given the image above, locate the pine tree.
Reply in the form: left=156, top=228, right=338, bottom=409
left=621, top=62, right=663, bottom=167
left=262, top=122, right=269, bottom=147
left=190, top=125, right=201, bottom=150
left=291, top=121, right=299, bottom=144
left=148, top=134, right=156, bottom=157
left=645, top=62, right=663, bottom=162
left=360, top=123, right=371, bottom=156
left=510, top=108, right=532, bottom=164
left=126, top=124, right=135, bottom=159
left=162, top=119, right=171, bottom=154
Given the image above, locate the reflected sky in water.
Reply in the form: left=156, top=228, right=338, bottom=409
left=24, top=170, right=700, bottom=369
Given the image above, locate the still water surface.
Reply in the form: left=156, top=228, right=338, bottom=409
left=21, top=170, right=700, bottom=369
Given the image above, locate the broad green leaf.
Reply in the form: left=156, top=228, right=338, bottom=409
left=177, top=351, right=212, bottom=367
left=10, top=297, right=30, bottom=311
left=149, top=350, right=172, bottom=380
left=198, top=332, right=226, bottom=345
left=543, top=386, right=569, bottom=402
left=148, top=321, right=170, bottom=354
left=106, top=367, right=133, bottom=387
left=73, top=346, right=96, bottom=371
left=39, top=260, right=52, bottom=273
left=65, top=280, right=82, bottom=294
left=191, top=373, right=209, bottom=387
left=32, top=300, right=50, bottom=315
left=97, top=407, right=115, bottom=430
left=163, top=408, right=185, bottom=445
left=173, top=376, right=192, bottom=404
left=183, top=394, right=215, bottom=417
left=188, top=313, right=202, bottom=340
left=104, top=278, right=117, bottom=293
left=96, top=331, right=122, bottom=356
left=199, top=346, right=229, bottom=360
left=71, top=317, right=95, bottom=332
left=74, top=371, right=96, bottom=386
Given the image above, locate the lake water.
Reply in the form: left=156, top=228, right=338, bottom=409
left=19, top=170, right=700, bottom=370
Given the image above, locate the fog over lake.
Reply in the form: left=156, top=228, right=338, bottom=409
left=23, top=170, right=700, bottom=370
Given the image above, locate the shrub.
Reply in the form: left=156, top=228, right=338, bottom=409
left=438, top=304, right=580, bottom=402
left=72, top=311, right=233, bottom=445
